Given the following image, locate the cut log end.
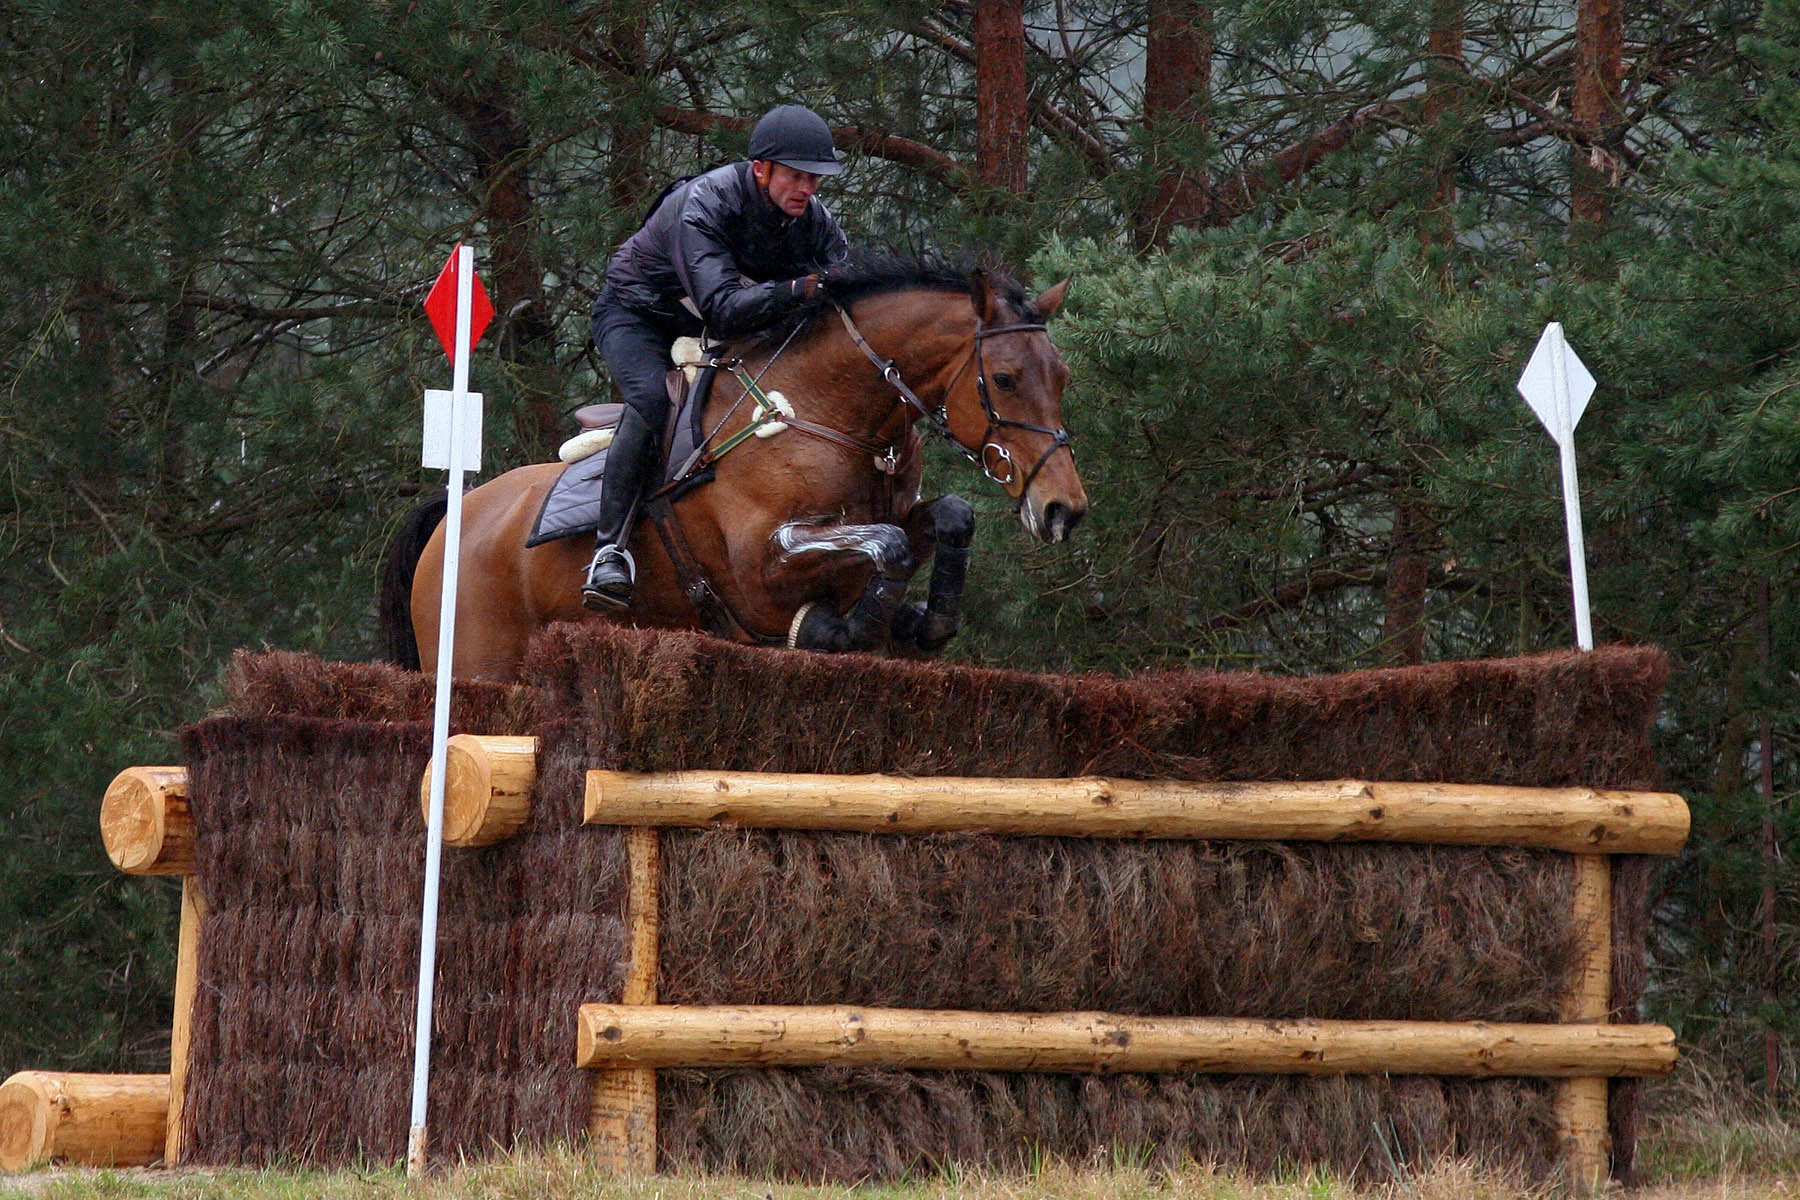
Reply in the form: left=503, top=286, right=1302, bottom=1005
left=420, top=734, right=537, bottom=847
left=100, top=767, right=192, bottom=876
left=0, top=1076, right=48, bottom=1172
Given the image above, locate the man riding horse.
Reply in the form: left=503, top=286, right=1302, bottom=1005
left=584, top=103, right=850, bottom=610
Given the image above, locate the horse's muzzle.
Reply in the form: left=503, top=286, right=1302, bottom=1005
left=1022, top=498, right=1085, bottom=544
left=1044, top=500, right=1084, bottom=544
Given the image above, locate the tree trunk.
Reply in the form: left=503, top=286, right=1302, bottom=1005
left=1571, top=0, right=1625, bottom=230
left=1419, top=0, right=1464, bottom=255
left=1382, top=497, right=1430, bottom=666
left=975, top=0, right=1029, bottom=194
left=1757, top=579, right=1781, bottom=1100
left=1136, top=0, right=1213, bottom=249
left=606, top=16, right=651, bottom=215
left=457, top=85, right=562, bottom=454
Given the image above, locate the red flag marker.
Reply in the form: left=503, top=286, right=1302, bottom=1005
left=423, top=244, right=494, bottom=362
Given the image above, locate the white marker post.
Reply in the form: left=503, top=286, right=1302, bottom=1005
left=1516, top=321, right=1596, bottom=651
left=410, top=244, right=490, bottom=1176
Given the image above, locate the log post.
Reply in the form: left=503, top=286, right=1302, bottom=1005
left=583, top=771, right=1690, bottom=855
left=0, top=1072, right=169, bottom=1171
left=165, top=878, right=206, bottom=1165
left=575, top=1005, right=1677, bottom=1077
left=587, top=827, right=659, bottom=1174
left=419, top=734, right=538, bottom=847
left=98, top=765, right=204, bottom=1163
left=1555, top=854, right=1614, bottom=1193
left=101, top=766, right=193, bottom=875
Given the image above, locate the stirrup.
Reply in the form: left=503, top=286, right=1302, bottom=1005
left=581, top=545, right=637, bottom=610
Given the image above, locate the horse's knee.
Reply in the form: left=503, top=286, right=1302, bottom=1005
left=866, top=525, right=915, bottom=577
left=929, top=495, right=975, bottom=549
left=774, top=520, right=914, bottom=577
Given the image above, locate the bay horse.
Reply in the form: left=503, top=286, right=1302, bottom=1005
left=377, top=257, right=1087, bottom=682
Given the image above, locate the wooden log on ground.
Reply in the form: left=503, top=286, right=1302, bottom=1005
left=583, top=771, right=1690, bottom=855
left=0, top=1071, right=168, bottom=1171
left=100, top=766, right=192, bottom=875
left=576, top=1005, right=1679, bottom=1078
left=419, top=734, right=538, bottom=847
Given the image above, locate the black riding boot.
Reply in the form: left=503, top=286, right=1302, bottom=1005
left=582, top=407, right=658, bottom=611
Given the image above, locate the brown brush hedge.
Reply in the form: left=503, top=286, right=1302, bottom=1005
left=170, top=625, right=1668, bottom=1183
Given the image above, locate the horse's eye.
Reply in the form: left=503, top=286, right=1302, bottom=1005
left=992, top=371, right=1016, bottom=391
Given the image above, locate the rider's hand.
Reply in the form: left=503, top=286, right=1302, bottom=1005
left=789, top=274, right=821, bottom=301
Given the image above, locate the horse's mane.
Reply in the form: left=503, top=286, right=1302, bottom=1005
left=757, top=250, right=1043, bottom=348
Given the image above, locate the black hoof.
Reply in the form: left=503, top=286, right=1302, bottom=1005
left=788, top=601, right=853, bottom=652
left=892, top=602, right=959, bottom=656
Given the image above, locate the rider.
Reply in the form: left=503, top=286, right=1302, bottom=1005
left=582, top=103, right=850, bottom=610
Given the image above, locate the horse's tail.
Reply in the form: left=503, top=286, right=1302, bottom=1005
left=376, top=490, right=448, bottom=671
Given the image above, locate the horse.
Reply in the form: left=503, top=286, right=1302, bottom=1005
left=377, top=256, right=1088, bottom=682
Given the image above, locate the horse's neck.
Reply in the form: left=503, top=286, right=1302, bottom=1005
left=816, top=293, right=970, bottom=430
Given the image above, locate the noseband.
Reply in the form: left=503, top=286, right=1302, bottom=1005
left=834, top=303, right=1074, bottom=500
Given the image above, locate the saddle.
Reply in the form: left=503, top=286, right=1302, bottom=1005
left=524, top=343, right=720, bottom=548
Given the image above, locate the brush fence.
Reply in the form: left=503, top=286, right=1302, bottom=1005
left=47, top=738, right=1687, bottom=1192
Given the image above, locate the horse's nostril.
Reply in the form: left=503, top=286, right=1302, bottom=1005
left=1044, top=501, right=1084, bottom=543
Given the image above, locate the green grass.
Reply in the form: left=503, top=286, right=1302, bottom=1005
left=5, top=1074, right=1796, bottom=1200
left=0, top=1157, right=1551, bottom=1200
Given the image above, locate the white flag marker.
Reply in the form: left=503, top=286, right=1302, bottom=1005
left=410, top=243, right=493, bottom=1176
left=1516, top=322, right=1596, bottom=651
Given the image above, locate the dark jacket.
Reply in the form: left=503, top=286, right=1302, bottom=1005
left=598, top=161, right=848, bottom=339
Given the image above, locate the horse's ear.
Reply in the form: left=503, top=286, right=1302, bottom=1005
left=969, top=268, right=1001, bottom=323
left=1033, top=279, right=1069, bottom=320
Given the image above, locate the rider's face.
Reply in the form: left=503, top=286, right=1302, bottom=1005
left=755, top=161, right=822, bottom=217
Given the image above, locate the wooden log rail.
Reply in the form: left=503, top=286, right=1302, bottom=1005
left=0, top=1071, right=168, bottom=1171
left=582, top=769, right=1689, bottom=855
left=575, top=1005, right=1678, bottom=1078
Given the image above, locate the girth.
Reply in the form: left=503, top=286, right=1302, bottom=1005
left=642, top=494, right=786, bottom=647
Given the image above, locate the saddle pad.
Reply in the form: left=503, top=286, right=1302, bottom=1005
left=525, top=366, right=718, bottom=548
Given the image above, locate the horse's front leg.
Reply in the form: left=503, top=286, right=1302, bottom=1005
left=773, top=518, right=915, bottom=651
left=890, top=495, right=975, bottom=656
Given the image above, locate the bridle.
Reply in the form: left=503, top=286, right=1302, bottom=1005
left=834, top=302, right=1074, bottom=498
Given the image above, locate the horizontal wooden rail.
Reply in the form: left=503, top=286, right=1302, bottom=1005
left=100, top=767, right=192, bottom=875
left=583, top=771, right=1689, bottom=855
left=0, top=1071, right=169, bottom=1171
left=576, top=1005, right=1677, bottom=1078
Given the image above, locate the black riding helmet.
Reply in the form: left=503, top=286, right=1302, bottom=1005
left=748, top=104, right=845, bottom=176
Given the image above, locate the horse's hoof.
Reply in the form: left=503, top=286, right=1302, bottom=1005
left=788, top=601, right=851, bottom=652
left=888, top=602, right=955, bottom=657
left=916, top=619, right=960, bottom=654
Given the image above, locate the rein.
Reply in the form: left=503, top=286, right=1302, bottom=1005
left=832, top=301, right=1073, bottom=498
left=691, top=323, right=905, bottom=478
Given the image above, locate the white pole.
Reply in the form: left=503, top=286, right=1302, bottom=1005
left=1548, top=327, right=1594, bottom=651
left=408, top=243, right=474, bottom=1176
